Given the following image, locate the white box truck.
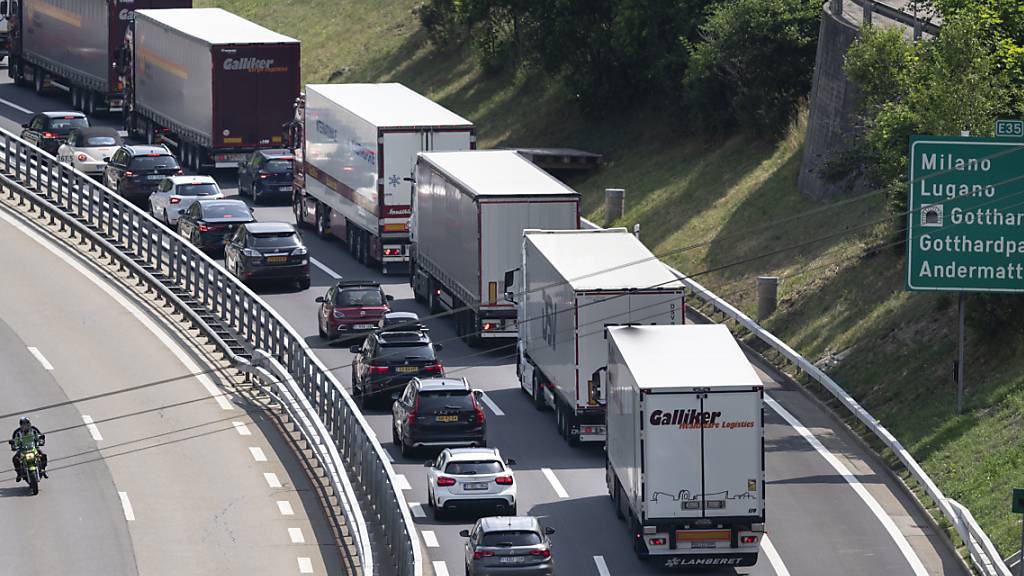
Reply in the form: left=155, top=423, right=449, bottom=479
left=293, top=83, right=475, bottom=273
left=410, top=150, right=579, bottom=345
left=511, top=228, right=685, bottom=445
left=599, top=324, right=764, bottom=568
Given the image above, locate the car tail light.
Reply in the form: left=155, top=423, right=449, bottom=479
left=259, top=171, right=269, bottom=179
left=42, top=131, right=57, bottom=139
left=436, top=476, right=456, bottom=487
left=472, top=395, right=485, bottom=423
left=495, top=475, right=513, bottom=485
left=741, top=535, right=758, bottom=544
left=649, top=537, right=666, bottom=545
left=482, top=322, right=495, bottom=331
left=472, top=551, right=494, bottom=560
left=124, top=170, right=135, bottom=177
left=169, top=197, right=181, bottom=204
left=423, top=362, right=443, bottom=375
left=530, top=549, right=551, bottom=558
left=175, top=169, right=184, bottom=175
left=198, top=223, right=209, bottom=232
left=369, top=365, right=389, bottom=375
left=407, top=395, right=419, bottom=425
left=76, top=153, right=87, bottom=162
left=384, top=248, right=400, bottom=256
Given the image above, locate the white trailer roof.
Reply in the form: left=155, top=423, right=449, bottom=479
left=135, top=8, right=299, bottom=45
left=419, top=150, right=579, bottom=199
left=307, top=84, right=473, bottom=129
left=526, top=229, right=682, bottom=291
left=609, top=325, right=762, bottom=390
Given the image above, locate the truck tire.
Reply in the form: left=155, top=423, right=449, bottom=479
left=293, top=195, right=308, bottom=229
left=315, top=204, right=330, bottom=238
left=612, top=479, right=625, bottom=520
left=531, top=374, right=546, bottom=411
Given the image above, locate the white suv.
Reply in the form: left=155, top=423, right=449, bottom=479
left=425, top=448, right=517, bottom=519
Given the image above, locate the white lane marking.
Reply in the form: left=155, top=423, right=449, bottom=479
left=27, top=347, right=54, bottom=370
left=0, top=97, right=33, bottom=114
left=0, top=210, right=237, bottom=412
left=422, top=530, right=439, bottom=548
left=765, top=395, right=928, bottom=576
left=310, top=257, right=340, bottom=279
left=432, top=561, right=450, bottom=576
left=541, top=467, right=569, bottom=498
left=297, top=557, right=314, bottom=574
left=249, top=447, right=267, bottom=462
left=288, top=527, right=306, bottom=544
left=479, top=392, right=505, bottom=416
left=409, top=502, right=425, bottom=518
left=594, top=555, right=611, bottom=576
left=118, top=491, right=136, bottom=521
left=277, top=500, right=295, bottom=516
left=761, top=535, right=791, bottom=576
left=81, top=415, right=103, bottom=441
left=232, top=421, right=252, bottom=436
left=394, top=474, right=411, bottom=490
left=264, top=472, right=282, bottom=488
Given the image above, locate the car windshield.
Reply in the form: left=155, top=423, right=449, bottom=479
left=129, top=156, right=180, bottom=171
left=337, top=288, right=384, bottom=307
left=85, top=136, right=118, bottom=147
left=251, top=232, right=300, bottom=248
left=203, top=203, right=251, bottom=220
left=480, top=531, right=542, bottom=547
left=263, top=159, right=292, bottom=173
left=379, top=342, right=434, bottom=361
left=48, top=117, right=88, bottom=133
left=418, top=391, right=473, bottom=411
left=175, top=183, right=220, bottom=196
left=445, top=460, right=503, bottom=475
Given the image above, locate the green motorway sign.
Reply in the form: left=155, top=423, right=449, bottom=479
left=996, top=119, right=1024, bottom=139
left=906, top=136, right=1024, bottom=292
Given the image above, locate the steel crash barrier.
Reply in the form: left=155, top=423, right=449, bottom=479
left=581, top=218, right=1009, bottom=576
left=0, top=128, right=422, bottom=576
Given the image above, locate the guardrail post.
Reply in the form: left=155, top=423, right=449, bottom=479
left=863, top=1, right=874, bottom=25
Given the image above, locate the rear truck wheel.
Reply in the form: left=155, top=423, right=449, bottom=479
left=532, top=373, right=546, bottom=411
left=566, top=410, right=581, bottom=447
left=315, top=203, right=330, bottom=239
left=293, top=195, right=305, bottom=228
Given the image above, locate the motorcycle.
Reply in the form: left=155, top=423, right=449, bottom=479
left=10, top=439, right=44, bottom=495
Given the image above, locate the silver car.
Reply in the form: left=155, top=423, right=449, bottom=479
left=149, top=175, right=223, bottom=226
left=460, top=516, right=556, bottom=576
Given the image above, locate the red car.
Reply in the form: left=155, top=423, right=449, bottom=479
left=316, top=281, right=393, bottom=342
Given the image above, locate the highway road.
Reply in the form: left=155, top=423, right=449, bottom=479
left=0, top=76, right=971, bottom=576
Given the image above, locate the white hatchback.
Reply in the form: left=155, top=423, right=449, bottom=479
left=56, top=127, right=122, bottom=177
left=149, top=175, right=224, bottom=226
left=426, top=447, right=517, bottom=519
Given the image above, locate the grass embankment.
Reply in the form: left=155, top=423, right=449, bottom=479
left=201, top=0, right=1024, bottom=554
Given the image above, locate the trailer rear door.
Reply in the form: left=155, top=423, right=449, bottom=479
left=644, top=392, right=704, bottom=519
left=700, top=390, right=763, bottom=518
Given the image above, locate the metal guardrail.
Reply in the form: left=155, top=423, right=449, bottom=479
left=829, top=0, right=942, bottom=37
left=580, top=218, right=1008, bottom=576
left=0, top=128, right=422, bottom=576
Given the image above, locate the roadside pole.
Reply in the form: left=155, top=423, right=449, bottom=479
left=956, top=292, right=965, bottom=415
left=1015, top=488, right=1024, bottom=576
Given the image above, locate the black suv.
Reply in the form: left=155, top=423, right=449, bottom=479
left=350, top=330, right=445, bottom=408
left=21, top=111, right=89, bottom=154
left=392, top=377, right=487, bottom=457
left=178, top=199, right=256, bottom=253
left=104, top=145, right=182, bottom=207
left=224, top=222, right=310, bottom=289
left=237, top=148, right=294, bottom=205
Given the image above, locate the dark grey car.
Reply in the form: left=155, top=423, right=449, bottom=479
left=460, top=516, right=556, bottom=576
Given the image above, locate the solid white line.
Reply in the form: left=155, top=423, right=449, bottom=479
left=249, top=447, right=267, bottom=462
left=541, top=468, right=569, bottom=498
left=594, top=555, right=611, bottom=576
left=288, top=527, right=306, bottom=544
left=0, top=211, right=236, bottom=412
left=479, top=392, right=505, bottom=416
left=761, top=535, right=791, bottom=576
left=432, top=561, right=450, bottom=576
left=409, top=502, right=425, bottom=518
left=81, top=415, right=103, bottom=441
left=0, top=97, right=33, bottom=114
left=232, top=421, right=252, bottom=436
left=277, top=500, right=295, bottom=516
left=297, top=557, right=314, bottom=574
left=264, top=472, right=282, bottom=488
left=765, top=395, right=928, bottom=576
left=26, top=347, right=54, bottom=370
left=310, top=257, right=341, bottom=279
left=422, top=530, right=439, bottom=548
left=118, top=491, right=135, bottom=521
left=394, top=474, right=411, bottom=490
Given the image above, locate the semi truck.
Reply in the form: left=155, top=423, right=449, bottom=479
left=600, top=324, right=765, bottom=568
left=7, top=0, right=191, bottom=113
left=292, top=83, right=475, bottom=273
left=0, top=0, right=15, bottom=60
left=410, top=150, right=579, bottom=345
left=121, top=8, right=300, bottom=171
left=509, top=228, right=685, bottom=445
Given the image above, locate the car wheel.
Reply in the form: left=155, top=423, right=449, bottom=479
left=318, top=318, right=327, bottom=339
left=400, top=436, right=413, bottom=458
left=297, top=276, right=310, bottom=290
left=391, top=422, right=400, bottom=446
left=465, top=561, right=471, bottom=576
left=252, top=186, right=262, bottom=206
left=509, top=503, right=517, bottom=516
left=432, top=498, right=445, bottom=520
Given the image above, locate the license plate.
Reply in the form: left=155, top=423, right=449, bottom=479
left=280, top=186, right=292, bottom=191
left=436, top=415, right=458, bottom=422
left=354, top=324, right=375, bottom=330
left=397, top=366, right=418, bottom=373
left=499, top=556, right=524, bottom=564
left=147, top=175, right=164, bottom=180
left=464, top=482, right=488, bottom=490
left=267, top=256, right=288, bottom=264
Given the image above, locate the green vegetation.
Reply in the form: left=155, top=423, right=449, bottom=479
left=200, top=0, right=1024, bottom=555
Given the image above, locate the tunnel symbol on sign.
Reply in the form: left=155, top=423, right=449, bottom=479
left=921, top=204, right=943, bottom=227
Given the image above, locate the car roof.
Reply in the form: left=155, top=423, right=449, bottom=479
left=243, top=222, right=296, bottom=234
left=378, top=331, right=430, bottom=345
left=384, top=311, right=419, bottom=321
left=125, top=144, right=172, bottom=155
left=70, top=126, right=120, bottom=139
left=336, top=280, right=381, bottom=289
left=445, top=448, right=500, bottom=462
left=415, top=378, right=468, bottom=392
left=478, top=516, right=541, bottom=533
left=167, top=175, right=217, bottom=185
left=197, top=199, right=248, bottom=208
left=42, top=111, right=86, bottom=119
left=257, top=149, right=293, bottom=158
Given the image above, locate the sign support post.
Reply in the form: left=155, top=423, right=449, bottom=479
left=956, top=292, right=965, bottom=415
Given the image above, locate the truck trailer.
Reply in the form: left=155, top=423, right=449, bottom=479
left=511, top=228, right=685, bottom=445
left=122, top=8, right=300, bottom=171
left=600, top=324, right=765, bottom=568
left=292, top=83, right=475, bottom=273
left=8, top=0, right=191, bottom=113
left=411, top=150, right=579, bottom=345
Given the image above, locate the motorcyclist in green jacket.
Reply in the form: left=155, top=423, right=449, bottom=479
left=10, top=417, right=48, bottom=482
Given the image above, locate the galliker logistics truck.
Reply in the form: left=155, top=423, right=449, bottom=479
left=292, top=83, right=475, bottom=273
left=511, top=228, right=685, bottom=445
left=122, top=8, right=300, bottom=171
left=599, top=325, right=765, bottom=568
left=410, top=150, right=579, bottom=345
left=7, top=0, right=191, bottom=113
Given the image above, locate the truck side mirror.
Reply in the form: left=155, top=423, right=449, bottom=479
left=503, top=269, right=517, bottom=303
left=589, top=367, right=606, bottom=405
